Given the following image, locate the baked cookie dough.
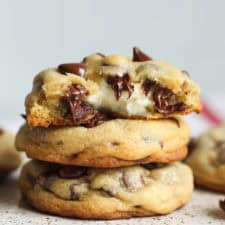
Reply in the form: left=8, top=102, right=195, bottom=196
left=186, top=124, right=225, bottom=192
left=25, top=47, right=201, bottom=127
left=19, top=160, right=193, bottom=219
left=16, top=118, right=189, bottom=167
left=0, top=128, right=21, bottom=177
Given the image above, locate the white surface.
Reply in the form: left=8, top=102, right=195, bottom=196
left=1, top=0, right=225, bottom=119
left=0, top=172, right=225, bottom=225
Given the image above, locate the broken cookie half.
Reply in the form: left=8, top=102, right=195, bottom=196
left=25, top=47, right=201, bottom=128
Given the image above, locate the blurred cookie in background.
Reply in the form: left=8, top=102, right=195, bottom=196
left=186, top=124, right=225, bottom=193
left=0, top=128, right=21, bottom=177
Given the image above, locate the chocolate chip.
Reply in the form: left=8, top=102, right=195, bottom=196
left=0, top=128, right=4, bottom=135
left=58, top=166, right=87, bottom=179
left=219, top=199, right=225, bottom=212
left=107, top=73, right=134, bottom=100
left=58, top=63, right=86, bottom=77
left=133, top=47, right=152, bottom=62
left=142, top=79, right=187, bottom=114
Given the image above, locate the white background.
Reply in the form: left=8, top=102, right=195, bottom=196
left=1, top=0, right=225, bottom=121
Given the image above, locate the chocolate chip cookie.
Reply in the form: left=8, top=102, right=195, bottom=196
left=25, top=47, right=201, bottom=128
left=0, top=128, right=21, bottom=177
left=16, top=118, right=189, bottom=167
left=19, top=160, right=193, bottom=219
left=186, top=124, right=225, bottom=192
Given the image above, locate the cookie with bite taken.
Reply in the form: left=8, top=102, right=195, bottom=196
left=25, top=47, right=201, bottom=128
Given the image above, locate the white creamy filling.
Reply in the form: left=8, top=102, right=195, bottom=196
left=87, top=80, right=153, bottom=116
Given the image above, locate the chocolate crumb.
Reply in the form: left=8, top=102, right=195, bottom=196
left=219, top=199, right=225, bottom=212
left=107, top=73, right=134, bottom=100
left=142, top=79, right=187, bottom=114
left=58, top=63, right=86, bottom=78
left=133, top=47, right=152, bottom=62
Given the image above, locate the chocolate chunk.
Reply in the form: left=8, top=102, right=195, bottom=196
left=58, top=63, right=86, bottom=78
left=61, top=84, right=108, bottom=127
left=58, top=166, right=87, bottom=179
left=0, top=128, right=4, bottom=135
left=62, top=84, right=94, bottom=123
left=133, top=47, right=152, bottom=62
left=142, top=79, right=187, bottom=114
left=107, top=73, right=134, bottom=100
left=219, top=199, right=225, bottom=212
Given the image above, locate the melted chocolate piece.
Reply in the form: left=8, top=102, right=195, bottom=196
left=61, top=84, right=107, bottom=127
left=142, top=79, right=187, bottom=114
left=62, top=84, right=94, bottom=123
left=107, top=73, right=134, bottom=100
left=58, top=63, right=86, bottom=78
left=133, top=47, right=152, bottom=62
left=219, top=199, right=225, bottom=212
left=59, top=166, right=87, bottom=179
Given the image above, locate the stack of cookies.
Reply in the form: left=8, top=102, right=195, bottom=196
left=16, top=47, right=201, bottom=219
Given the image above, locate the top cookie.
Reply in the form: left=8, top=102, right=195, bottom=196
left=25, top=47, right=201, bottom=127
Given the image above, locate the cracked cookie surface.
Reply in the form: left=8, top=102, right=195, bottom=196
left=0, top=128, right=21, bottom=177
left=16, top=118, right=189, bottom=167
left=186, top=124, right=225, bottom=193
left=25, top=47, right=201, bottom=128
left=19, top=160, right=193, bottom=219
